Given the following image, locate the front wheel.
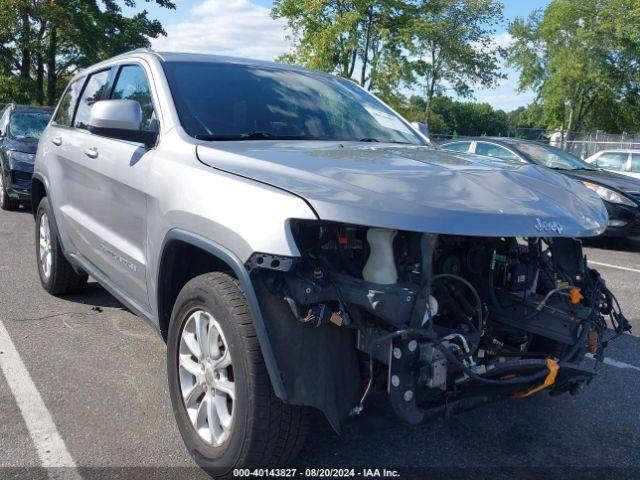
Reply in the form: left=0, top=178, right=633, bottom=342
left=0, top=168, right=18, bottom=211
left=167, top=272, right=309, bottom=477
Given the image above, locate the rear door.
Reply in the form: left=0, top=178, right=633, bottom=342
left=40, top=77, right=87, bottom=251
left=629, top=153, right=640, bottom=180
left=70, top=63, right=158, bottom=309
left=594, top=152, right=629, bottom=174
left=474, top=142, right=522, bottom=161
left=441, top=141, right=472, bottom=153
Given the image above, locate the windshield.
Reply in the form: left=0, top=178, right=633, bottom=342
left=515, top=143, right=595, bottom=170
left=163, top=61, right=424, bottom=144
left=9, top=112, right=51, bottom=140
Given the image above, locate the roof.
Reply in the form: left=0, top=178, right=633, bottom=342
left=443, top=137, right=526, bottom=145
left=593, top=149, right=640, bottom=153
left=13, top=105, right=53, bottom=114
left=100, top=48, right=332, bottom=77
left=4, top=103, right=54, bottom=114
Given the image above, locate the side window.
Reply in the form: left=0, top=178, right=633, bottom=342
left=442, top=142, right=471, bottom=153
left=0, top=108, right=10, bottom=134
left=53, top=80, right=83, bottom=127
left=110, top=65, right=156, bottom=130
left=596, top=152, right=628, bottom=171
left=73, top=70, right=111, bottom=130
left=631, top=154, right=640, bottom=173
left=475, top=142, right=518, bottom=160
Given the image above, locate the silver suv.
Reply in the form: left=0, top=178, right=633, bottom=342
left=33, top=50, right=629, bottom=475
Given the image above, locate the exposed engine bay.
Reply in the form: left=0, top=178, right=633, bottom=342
left=248, top=221, right=631, bottom=427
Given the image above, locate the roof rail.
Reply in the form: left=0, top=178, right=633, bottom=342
left=111, top=48, right=164, bottom=61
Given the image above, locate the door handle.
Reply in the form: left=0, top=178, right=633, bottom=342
left=84, top=147, right=99, bottom=159
left=51, top=136, right=62, bottom=146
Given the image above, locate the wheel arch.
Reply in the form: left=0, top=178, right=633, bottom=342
left=31, top=173, right=48, bottom=217
left=157, top=229, right=287, bottom=400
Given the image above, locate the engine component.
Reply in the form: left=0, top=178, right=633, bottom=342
left=258, top=221, right=630, bottom=427
left=363, top=228, right=398, bottom=284
left=420, top=343, right=447, bottom=390
left=283, top=269, right=418, bottom=327
left=490, top=291, right=591, bottom=345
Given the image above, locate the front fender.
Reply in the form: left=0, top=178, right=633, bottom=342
left=158, top=229, right=288, bottom=400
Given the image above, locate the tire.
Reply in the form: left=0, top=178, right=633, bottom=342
left=35, top=197, right=88, bottom=295
left=167, top=272, right=309, bottom=477
left=0, top=168, right=18, bottom=211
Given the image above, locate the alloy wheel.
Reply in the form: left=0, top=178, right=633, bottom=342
left=0, top=171, right=5, bottom=208
left=39, top=213, right=52, bottom=280
left=178, top=310, right=235, bottom=446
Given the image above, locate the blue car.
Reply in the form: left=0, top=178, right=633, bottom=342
left=442, top=137, right=640, bottom=237
left=0, top=104, right=52, bottom=210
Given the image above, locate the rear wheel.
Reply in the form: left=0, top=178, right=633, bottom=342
left=167, top=272, right=309, bottom=477
left=0, top=168, right=18, bottom=211
left=35, top=197, right=88, bottom=294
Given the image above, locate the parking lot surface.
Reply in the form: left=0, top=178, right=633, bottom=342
left=1, top=206, right=640, bottom=479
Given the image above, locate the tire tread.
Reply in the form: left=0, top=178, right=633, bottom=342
left=202, top=272, right=309, bottom=468
left=170, top=272, right=309, bottom=475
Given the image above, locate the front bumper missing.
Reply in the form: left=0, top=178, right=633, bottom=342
left=386, top=336, right=597, bottom=425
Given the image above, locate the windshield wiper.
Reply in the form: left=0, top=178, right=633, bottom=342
left=358, top=138, right=415, bottom=145
left=195, top=132, right=323, bottom=141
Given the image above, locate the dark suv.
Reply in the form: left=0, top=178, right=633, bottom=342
left=0, top=104, right=52, bottom=210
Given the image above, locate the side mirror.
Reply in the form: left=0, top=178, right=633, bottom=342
left=88, top=99, right=156, bottom=148
left=411, top=121, right=430, bottom=140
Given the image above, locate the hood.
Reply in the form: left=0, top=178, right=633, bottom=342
left=3, top=136, right=39, bottom=155
left=197, top=142, right=608, bottom=237
left=563, top=169, right=640, bottom=196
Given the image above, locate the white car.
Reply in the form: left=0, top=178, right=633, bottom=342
left=584, top=149, right=640, bottom=179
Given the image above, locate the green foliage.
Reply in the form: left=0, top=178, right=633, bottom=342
left=402, top=0, right=506, bottom=126
left=0, top=0, right=175, bottom=106
left=399, top=94, right=508, bottom=136
left=272, top=0, right=399, bottom=88
left=507, top=0, right=640, bottom=134
left=272, top=0, right=505, bottom=128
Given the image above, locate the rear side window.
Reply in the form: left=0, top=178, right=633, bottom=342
left=442, top=142, right=471, bottom=153
left=110, top=65, right=156, bottom=130
left=0, top=108, right=10, bottom=134
left=53, top=80, right=83, bottom=127
left=631, top=154, right=640, bottom=173
left=596, top=152, right=628, bottom=171
left=475, top=142, right=518, bottom=160
left=74, top=70, right=111, bottom=130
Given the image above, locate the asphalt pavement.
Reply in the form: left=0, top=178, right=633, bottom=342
left=1, top=205, right=639, bottom=480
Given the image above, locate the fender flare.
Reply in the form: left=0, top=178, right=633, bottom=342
left=159, top=229, right=287, bottom=401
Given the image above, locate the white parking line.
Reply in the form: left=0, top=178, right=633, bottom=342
left=586, top=353, right=640, bottom=372
left=588, top=260, right=640, bottom=274
left=0, top=320, right=82, bottom=480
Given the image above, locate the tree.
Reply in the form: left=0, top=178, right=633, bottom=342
left=271, top=0, right=408, bottom=92
left=506, top=103, right=545, bottom=137
left=0, top=0, right=175, bottom=105
left=399, top=94, right=508, bottom=136
left=507, top=0, right=640, bottom=134
left=403, top=0, right=505, bottom=127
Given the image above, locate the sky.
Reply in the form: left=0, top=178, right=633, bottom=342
left=125, top=0, right=552, bottom=112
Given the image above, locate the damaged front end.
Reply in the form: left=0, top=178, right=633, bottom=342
left=248, top=221, right=631, bottom=430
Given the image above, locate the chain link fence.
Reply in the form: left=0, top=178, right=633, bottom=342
left=561, top=132, right=640, bottom=159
